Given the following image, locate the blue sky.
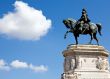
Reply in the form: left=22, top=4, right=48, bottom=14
left=0, top=0, right=110, bottom=79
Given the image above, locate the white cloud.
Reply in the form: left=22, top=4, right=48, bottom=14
left=0, top=59, right=6, bottom=66
left=0, top=59, right=48, bottom=73
left=10, top=60, right=48, bottom=72
left=10, top=60, right=28, bottom=68
left=0, top=59, right=10, bottom=71
left=29, top=64, right=48, bottom=72
left=0, top=1, right=52, bottom=40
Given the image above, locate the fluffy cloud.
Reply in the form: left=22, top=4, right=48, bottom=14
left=0, top=59, right=10, bottom=71
left=0, top=59, right=6, bottom=66
left=29, top=64, right=48, bottom=72
left=10, top=60, right=28, bottom=68
left=10, top=60, right=48, bottom=72
left=0, top=59, right=48, bottom=73
left=0, top=1, right=51, bottom=40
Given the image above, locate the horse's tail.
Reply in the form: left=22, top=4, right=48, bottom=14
left=96, top=23, right=102, bottom=36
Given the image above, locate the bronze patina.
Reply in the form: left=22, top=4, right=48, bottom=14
left=63, top=9, right=102, bottom=45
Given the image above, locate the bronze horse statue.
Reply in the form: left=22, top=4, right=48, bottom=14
left=63, top=18, right=102, bottom=45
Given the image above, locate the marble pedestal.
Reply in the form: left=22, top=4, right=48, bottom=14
left=61, top=44, right=110, bottom=79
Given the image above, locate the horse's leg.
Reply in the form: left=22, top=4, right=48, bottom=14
left=74, top=34, right=78, bottom=44
left=89, top=33, right=93, bottom=44
left=64, top=31, right=69, bottom=39
left=93, top=33, right=99, bottom=45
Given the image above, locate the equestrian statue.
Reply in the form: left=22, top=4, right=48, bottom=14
left=63, top=8, right=102, bottom=45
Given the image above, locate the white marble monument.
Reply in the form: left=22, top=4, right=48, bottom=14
left=61, top=44, right=110, bottom=79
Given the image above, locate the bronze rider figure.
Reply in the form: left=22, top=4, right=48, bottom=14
left=78, top=8, right=91, bottom=32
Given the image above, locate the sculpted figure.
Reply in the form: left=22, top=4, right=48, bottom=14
left=64, top=57, right=71, bottom=72
left=63, top=18, right=102, bottom=45
left=78, top=8, right=91, bottom=31
left=71, top=59, right=76, bottom=70
left=96, top=57, right=109, bottom=70
left=63, top=9, right=102, bottom=45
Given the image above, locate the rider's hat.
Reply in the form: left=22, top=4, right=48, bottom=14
left=82, top=8, right=86, bottom=14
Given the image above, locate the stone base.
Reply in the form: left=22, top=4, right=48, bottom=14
left=61, top=44, right=110, bottom=79
left=62, top=71, right=110, bottom=79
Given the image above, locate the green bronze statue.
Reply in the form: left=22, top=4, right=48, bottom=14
left=78, top=8, right=91, bottom=31
left=63, top=9, right=102, bottom=45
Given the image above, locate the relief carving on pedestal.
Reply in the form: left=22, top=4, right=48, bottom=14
left=61, top=73, right=78, bottom=79
left=71, top=59, right=76, bottom=70
left=64, top=57, right=71, bottom=72
left=84, top=59, right=86, bottom=62
left=64, top=57, right=76, bottom=72
left=96, top=57, right=109, bottom=70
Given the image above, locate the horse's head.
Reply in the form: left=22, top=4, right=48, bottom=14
left=63, top=18, right=76, bottom=29
left=63, top=19, right=71, bottom=29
